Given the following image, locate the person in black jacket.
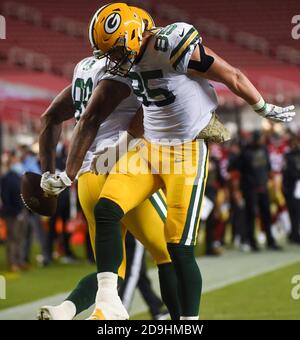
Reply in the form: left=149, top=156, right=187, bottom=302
left=227, top=141, right=248, bottom=249
left=238, top=131, right=281, bottom=251
left=204, top=156, right=225, bottom=255
left=282, top=134, right=300, bottom=244
left=0, top=151, right=27, bottom=271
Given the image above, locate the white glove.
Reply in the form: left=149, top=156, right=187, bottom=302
left=90, top=131, right=137, bottom=175
left=40, top=171, right=72, bottom=196
left=252, top=97, right=296, bottom=123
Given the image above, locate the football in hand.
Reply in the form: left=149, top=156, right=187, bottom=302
left=21, top=172, right=57, bottom=216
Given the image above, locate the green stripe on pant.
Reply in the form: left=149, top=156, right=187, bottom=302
left=180, top=140, right=207, bottom=245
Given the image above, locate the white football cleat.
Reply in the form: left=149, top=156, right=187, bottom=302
left=87, top=288, right=129, bottom=320
left=37, top=301, right=76, bottom=320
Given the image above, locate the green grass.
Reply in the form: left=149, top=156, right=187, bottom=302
left=201, top=262, right=300, bottom=320
left=133, top=262, right=300, bottom=320
left=1, top=238, right=299, bottom=320
left=0, top=243, right=94, bottom=310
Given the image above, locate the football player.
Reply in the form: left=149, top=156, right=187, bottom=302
left=45, top=3, right=296, bottom=320
left=37, top=7, right=180, bottom=320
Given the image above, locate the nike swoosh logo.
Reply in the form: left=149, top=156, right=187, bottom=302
left=179, top=29, right=185, bottom=38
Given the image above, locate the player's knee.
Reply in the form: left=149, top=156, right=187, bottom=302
left=167, top=243, right=195, bottom=264
left=94, top=198, right=124, bottom=225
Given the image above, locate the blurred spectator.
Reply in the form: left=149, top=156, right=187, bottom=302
left=19, top=145, right=41, bottom=175
left=238, top=131, right=282, bottom=251
left=23, top=211, right=50, bottom=266
left=267, top=133, right=287, bottom=212
left=0, top=151, right=27, bottom=271
left=282, top=134, right=300, bottom=244
left=227, top=141, right=248, bottom=249
left=204, top=155, right=225, bottom=255
left=19, top=145, right=49, bottom=266
left=267, top=132, right=291, bottom=241
left=55, top=141, right=68, bottom=171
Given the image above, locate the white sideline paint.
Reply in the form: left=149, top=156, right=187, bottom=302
left=0, top=246, right=299, bottom=320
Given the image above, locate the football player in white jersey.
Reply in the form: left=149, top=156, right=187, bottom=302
left=45, top=3, right=296, bottom=320
left=38, top=7, right=181, bottom=320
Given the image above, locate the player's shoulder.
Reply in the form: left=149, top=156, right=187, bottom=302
left=75, top=56, right=105, bottom=73
left=76, top=56, right=94, bottom=66
left=73, top=57, right=107, bottom=87
left=159, top=22, right=198, bottom=36
left=74, top=57, right=106, bottom=75
left=75, top=56, right=94, bottom=71
left=152, top=22, right=201, bottom=72
left=155, top=22, right=200, bottom=47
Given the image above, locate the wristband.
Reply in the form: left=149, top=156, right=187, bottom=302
left=252, top=97, right=267, bottom=113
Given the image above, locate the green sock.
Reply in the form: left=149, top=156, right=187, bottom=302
left=66, top=273, right=124, bottom=316
left=158, top=262, right=181, bottom=320
left=66, top=272, right=97, bottom=315
left=94, top=198, right=125, bottom=273
left=167, top=244, right=202, bottom=317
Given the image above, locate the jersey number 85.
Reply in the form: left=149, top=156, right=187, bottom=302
left=129, top=70, right=176, bottom=107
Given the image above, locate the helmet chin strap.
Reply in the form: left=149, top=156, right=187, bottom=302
left=93, top=49, right=104, bottom=59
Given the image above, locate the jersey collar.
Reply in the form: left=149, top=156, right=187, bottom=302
left=134, top=34, right=153, bottom=65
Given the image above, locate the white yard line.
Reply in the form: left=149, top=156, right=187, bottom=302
left=0, top=246, right=299, bottom=320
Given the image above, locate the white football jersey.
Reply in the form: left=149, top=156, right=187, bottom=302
left=129, top=22, right=218, bottom=144
left=72, top=56, right=141, bottom=175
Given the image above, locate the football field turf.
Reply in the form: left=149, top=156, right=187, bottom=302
left=0, top=244, right=299, bottom=320
left=0, top=244, right=93, bottom=309
left=133, top=261, right=300, bottom=320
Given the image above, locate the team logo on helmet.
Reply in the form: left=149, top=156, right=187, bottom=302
left=104, top=13, right=121, bottom=34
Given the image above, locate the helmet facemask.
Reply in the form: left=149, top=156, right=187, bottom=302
left=106, top=40, right=137, bottom=77
left=105, top=26, right=143, bottom=77
left=91, top=37, right=138, bottom=77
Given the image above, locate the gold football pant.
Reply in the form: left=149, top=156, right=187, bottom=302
left=77, top=172, right=171, bottom=279
left=100, top=139, right=209, bottom=246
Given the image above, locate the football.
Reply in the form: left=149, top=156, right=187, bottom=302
left=21, top=172, right=57, bottom=217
